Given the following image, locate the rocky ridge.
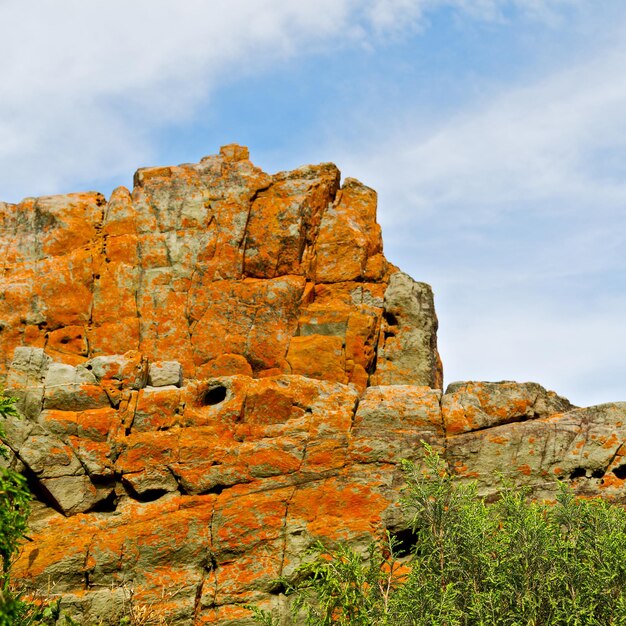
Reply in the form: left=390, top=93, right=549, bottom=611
left=1, top=146, right=624, bottom=624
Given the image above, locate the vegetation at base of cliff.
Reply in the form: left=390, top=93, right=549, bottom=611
left=251, top=445, right=626, bottom=625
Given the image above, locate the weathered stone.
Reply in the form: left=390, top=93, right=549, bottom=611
left=86, top=351, right=148, bottom=389
left=2, top=146, right=622, bottom=625
left=7, top=347, right=51, bottom=420
left=350, top=385, right=444, bottom=464
left=447, top=401, right=626, bottom=500
left=148, top=360, right=183, bottom=387
left=314, top=178, right=383, bottom=283
left=442, top=380, right=575, bottom=435
left=40, top=475, right=107, bottom=516
left=8, top=347, right=51, bottom=386
left=18, top=434, right=83, bottom=478
left=0, top=148, right=423, bottom=388
left=370, top=272, right=443, bottom=388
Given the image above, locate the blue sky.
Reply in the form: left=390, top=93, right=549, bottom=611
left=1, top=0, right=625, bottom=406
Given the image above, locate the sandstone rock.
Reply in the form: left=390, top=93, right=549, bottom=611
left=87, top=352, right=148, bottom=389
left=350, top=385, right=444, bottom=464
left=40, top=474, right=106, bottom=516
left=1, top=147, right=435, bottom=389
left=314, top=178, right=383, bottom=283
left=447, top=401, right=626, bottom=499
left=8, top=346, right=51, bottom=386
left=7, top=347, right=51, bottom=420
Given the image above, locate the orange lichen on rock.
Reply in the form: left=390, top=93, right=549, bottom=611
left=3, top=146, right=625, bottom=625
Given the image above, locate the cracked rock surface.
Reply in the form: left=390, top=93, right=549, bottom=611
left=1, top=146, right=624, bottom=625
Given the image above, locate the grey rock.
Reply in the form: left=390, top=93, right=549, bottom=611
left=59, top=588, right=127, bottom=626
left=122, top=467, right=179, bottom=497
left=44, top=363, right=110, bottom=411
left=7, top=347, right=51, bottom=420
left=447, top=402, right=626, bottom=499
left=18, top=434, right=83, bottom=478
left=7, top=347, right=51, bottom=385
left=1, top=413, right=35, bottom=449
left=41, top=475, right=108, bottom=516
left=371, top=272, right=442, bottom=388
left=442, top=381, right=575, bottom=434
left=350, top=385, right=444, bottom=464
left=148, top=361, right=183, bottom=387
left=86, top=353, right=148, bottom=389
left=44, top=363, right=96, bottom=386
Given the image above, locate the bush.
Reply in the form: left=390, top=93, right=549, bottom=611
left=253, top=445, right=626, bottom=625
left=0, top=396, right=30, bottom=580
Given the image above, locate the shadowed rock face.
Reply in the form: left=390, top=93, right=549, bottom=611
left=0, top=146, right=624, bottom=625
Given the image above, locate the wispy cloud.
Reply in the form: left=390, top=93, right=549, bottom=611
left=330, top=12, right=626, bottom=404
left=337, top=35, right=626, bottom=225
left=0, top=0, right=579, bottom=201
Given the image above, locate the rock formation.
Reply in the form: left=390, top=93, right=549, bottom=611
left=0, top=145, right=624, bottom=624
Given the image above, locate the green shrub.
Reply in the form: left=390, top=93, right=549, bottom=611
left=0, top=399, right=30, bottom=576
left=252, top=445, right=626, bottom=625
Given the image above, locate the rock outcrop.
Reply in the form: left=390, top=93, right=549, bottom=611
left=0, top=145, right=624, bottom=625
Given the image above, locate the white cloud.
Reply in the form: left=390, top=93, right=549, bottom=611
left=337, top=38, right=626, bottom=226
left=438, top=296, right=626, bottom=407
left=0, top=0, right=580, bottom=201
left=328, top=17, right=626, bottom=406
left=0, top=0, right=352, bottom=199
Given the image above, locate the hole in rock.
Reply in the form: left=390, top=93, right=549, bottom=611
left=201, top=385, right=228, bottom=406
left=204, top=553, right=218, bottom=572
left=367, top=351, right=378, bottom=375
left=613, top=465, right=626, bottom=480
left=383, top=311, right=399, bottom=327
left=132, top=488, right=169, bottom=503
left=60, top=336, right=72, bottom=345
left=268, top=581, right=288, bottom=596
left=569, top=467, right=587, bottom=480
left=591, top=468, right=605, bottom=479
left=388, top=527, right=420, bottom=558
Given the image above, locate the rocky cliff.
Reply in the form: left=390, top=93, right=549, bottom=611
left=1, top=145, right=624, bottom=624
